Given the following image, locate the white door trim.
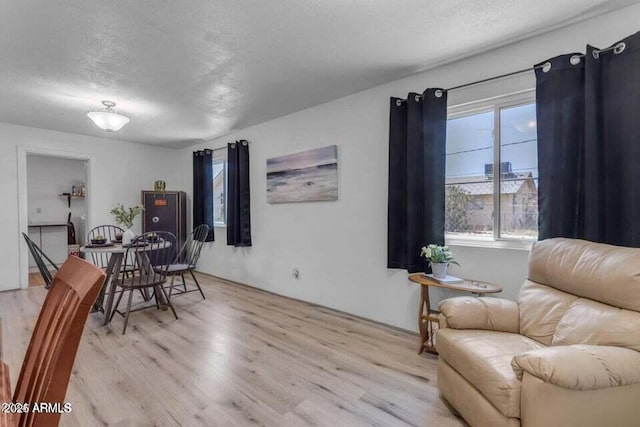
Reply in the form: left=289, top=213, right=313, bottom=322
left=16, top=146, right=96, bottom=289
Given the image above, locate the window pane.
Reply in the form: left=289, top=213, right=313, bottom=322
left=212, top=159, right=226, bottom=225
left=499, top=103, right=538, bottom=239
left=445, top=110, right=495, bottom=237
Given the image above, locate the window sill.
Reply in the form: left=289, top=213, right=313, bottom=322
left=213, top=223, right=226, bottom=228
left=445, top=235, right=534, bottom=251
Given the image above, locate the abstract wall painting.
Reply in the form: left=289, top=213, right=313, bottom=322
left=267, top=145, right=338, bottom=203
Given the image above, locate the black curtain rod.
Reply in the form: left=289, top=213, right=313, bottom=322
left=394, top=65, right=539, bottom=105
left=210, top=140, right=250, bottom=152
left=449, top=42, right=626, bottom=93
left=444, top=58, right=560, bottom=93
left=445, top=67, right=535, bottom=92
left=445, top=42, right=626, bottom=93
left=403, top=42, right=625, bottom=99
left=397, top=65, right=541, bottom=104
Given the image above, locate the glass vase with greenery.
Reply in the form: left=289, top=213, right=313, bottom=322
left=110, top=204, right=144, bottom=245
left=110, top=204, right=144, bottom=229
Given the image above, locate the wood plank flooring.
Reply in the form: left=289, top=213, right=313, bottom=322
left=28, top=272, right=45, bottom=287
left=0, top=273, right=465, bottom=426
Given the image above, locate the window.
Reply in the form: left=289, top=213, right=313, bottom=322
left=445, top=92, right=538, bottom=244
left=212, top=149, right=227, bottom=226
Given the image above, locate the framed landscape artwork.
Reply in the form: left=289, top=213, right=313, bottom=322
left=267, top=145, right=338, bottom=203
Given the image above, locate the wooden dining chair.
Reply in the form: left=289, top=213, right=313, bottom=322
left=109, top=231, right=178, bottom=334
left=1, top=359, right=12, bottom=427
left=165, top=224, right=209, bottom=301
left=0, top=256, right=105, bottom=427
left=22, top=233, right=59, bottom=289
left=0, top=318, right=6, bottom=425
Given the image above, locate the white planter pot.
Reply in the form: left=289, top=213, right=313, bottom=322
left=122, top=228, right=135, bottom=245
left=431, top=262, right=448, bottom=279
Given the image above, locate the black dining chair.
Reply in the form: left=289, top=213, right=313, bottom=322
left=22, top=233, right=59, bottom=289
left=87, top=224, right=148, bottom=306
left=86, top=225, right=124, bottom=268
left=109, top=231, right=178, bottom=334
left=163, top=224, right=209, bottom=301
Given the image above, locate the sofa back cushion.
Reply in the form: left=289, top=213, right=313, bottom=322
left=520, top=238, right=640, bottom=350
left=518, top=281, right=577, bottom=346
left=552, top=298, right=640, bottom=352
left=528, top=238, right=640, bottom=312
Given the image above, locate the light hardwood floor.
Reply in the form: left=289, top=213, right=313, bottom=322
left=28, top=272, right=45, bottom=287
left=0, top=273, right=465, bottom=427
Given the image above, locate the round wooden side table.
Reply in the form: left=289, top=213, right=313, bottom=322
left=408, top=274, right=502, bottom=355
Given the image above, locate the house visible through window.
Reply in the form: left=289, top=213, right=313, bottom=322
left=445, top=93, right=538, bottom=242
left=212, top=149, right=227, bottom=226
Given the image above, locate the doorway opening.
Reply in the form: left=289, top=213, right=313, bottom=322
left=25, top=154, right=88, bottom=287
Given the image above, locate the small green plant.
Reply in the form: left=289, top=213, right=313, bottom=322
left=110, top=204, right=144, bottom=229
left=420, top=244, right=460, bottom=266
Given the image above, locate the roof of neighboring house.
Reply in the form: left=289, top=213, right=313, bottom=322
left=446, top=173, right=536, bottom=196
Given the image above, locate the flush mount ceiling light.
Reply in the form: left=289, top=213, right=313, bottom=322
left=87, top=100, right=130, bottom=132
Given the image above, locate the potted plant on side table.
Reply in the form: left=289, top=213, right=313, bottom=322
left=420, top=244, right=459, bottom=279
left=110, top=204, right=144, bottom=245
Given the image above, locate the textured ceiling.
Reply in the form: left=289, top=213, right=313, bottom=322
left=0, top=0, right=637, bottom=146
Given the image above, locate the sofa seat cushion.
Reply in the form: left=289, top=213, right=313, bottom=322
left=437, top=328, right=545, bottom=418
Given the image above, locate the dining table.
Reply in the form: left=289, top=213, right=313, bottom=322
left=81, top=241, right=171, bottom=325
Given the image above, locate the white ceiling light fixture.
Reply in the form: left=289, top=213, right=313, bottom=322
left=87, top=100, right=130, bottom=132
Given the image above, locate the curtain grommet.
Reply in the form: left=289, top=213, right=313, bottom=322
left=415, top=95, right=421, bottom=102
left=569, top=55, right=581, bottom=65
left=395, top=99, right=403, bottom=107
left=435, top=89, right=443, bottom=98
left=614, top=42, right=626, bottom=55
left=542, top=62, right=552, bottom=73
left=592, top=50, right=600, bottom=59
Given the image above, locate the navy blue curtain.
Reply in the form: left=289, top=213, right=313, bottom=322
left=227, top=140, right=252, bottom=247
left=535, top=54, right=585, bottom=240
left=193, top=149, right=215, bottom=241
left=388, top=89, right=447, bottom=272
left=536, top=31, right=640, bottom=247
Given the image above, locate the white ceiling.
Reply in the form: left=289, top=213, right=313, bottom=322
left=0, top=0, right=636, bottom=147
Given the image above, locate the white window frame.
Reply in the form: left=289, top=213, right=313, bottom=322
left=445, top=90, right=536, bottom=250
left=212, top=148, right=227, bottom=227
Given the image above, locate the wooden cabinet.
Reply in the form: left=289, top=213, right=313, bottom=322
left=141, top=191, right=187, bottom=247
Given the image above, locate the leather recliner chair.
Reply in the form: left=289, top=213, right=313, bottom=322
left=436, top=238, right=640, bottom=427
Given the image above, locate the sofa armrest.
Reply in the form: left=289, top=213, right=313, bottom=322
left=512, top=345, right=640, bottom=391
left=437, top=296, right=519, bottom=333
